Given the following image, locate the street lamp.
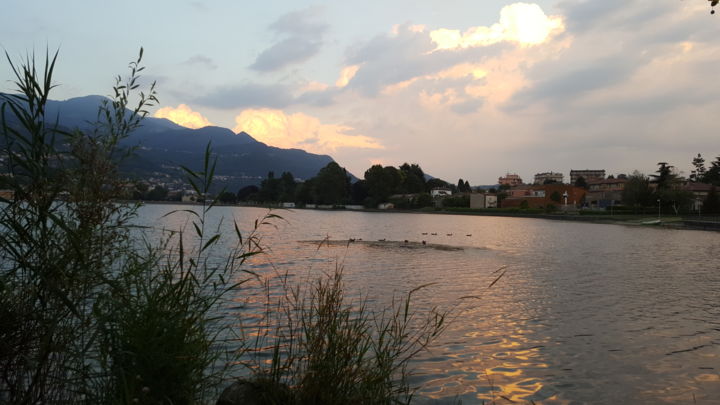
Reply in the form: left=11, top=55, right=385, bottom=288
left=657, top=198, right=661, bottom=219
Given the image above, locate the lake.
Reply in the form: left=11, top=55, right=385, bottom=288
left=139, top=204, right=720, bottom=404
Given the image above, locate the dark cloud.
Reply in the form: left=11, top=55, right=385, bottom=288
left=194, top=81, right=340, bottom=110
left=250, top=8, right=327, bottom=72
left=557, top=0, right=676, bottom=35
left=344, top=25, right=506, bottom=96
left=183, top=54, right=217, bottom=70
left=194, top=83, right=295, bottom=109
left=505, top=59, right=637, bottom=111
left=250, top=37, right=322, bottom=72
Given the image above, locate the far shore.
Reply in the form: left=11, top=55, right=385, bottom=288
left=126, top=200, right=720, bottom=232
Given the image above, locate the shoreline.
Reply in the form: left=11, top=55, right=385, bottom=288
left=126, top=200, right=720, bottom=232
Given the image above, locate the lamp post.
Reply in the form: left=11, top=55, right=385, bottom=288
left=657, top=198, right=661, bottom=219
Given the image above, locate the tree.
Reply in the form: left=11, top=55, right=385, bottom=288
left=575, top=176, right=588, bottom=189
left=543, top=179, right=558, bottom=184
left=237, top=185, right=260, bottom=201
left=146, top=185, right=168, bottom=201
left=464, top=180, right=471, bottom=192
left=278, top=171, right=297, bottom=202
left=651, top=162, right=676, bottom=190
left=258, top=171, right=281, bottom=202
left=294, top=179, right=316, bottom=205
left=425, top=178, right=449, bottom=192
left=218, top=191, right=237, bottom=204
left=704, top=186, right=720, bottom=214
left=365, top=165, right=401, bottom=204
left=351, top=180, right=369, bottom=204
left=399, top=163, right=426, bottom=194
left=622, top=171, right=654, bottom=210
left=704, top=156, right=720, bottom=185
left=457, top=178, right=466, bottom=192
left=690, top=153, right=706, bottom=183
left=550, top=191, right=562, bottom=203
left=314, top=162, right=351, bottom=205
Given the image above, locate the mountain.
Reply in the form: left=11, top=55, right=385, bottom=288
left=3, top=94, right=341, bottom=191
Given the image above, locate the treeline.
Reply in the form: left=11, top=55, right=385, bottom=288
left=622, top=156, right=720, bottom=214
left=232, top=162, right=469, bottom=208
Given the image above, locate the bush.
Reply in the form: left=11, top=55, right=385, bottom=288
left=244, top=264, right=447, bottom=405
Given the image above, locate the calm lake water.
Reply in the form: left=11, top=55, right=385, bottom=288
left=138, top=204, right=720, bottom=404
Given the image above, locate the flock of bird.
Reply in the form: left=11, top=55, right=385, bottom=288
left=345, top=232, right=473, bottom=246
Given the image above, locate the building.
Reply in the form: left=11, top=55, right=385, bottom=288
left=430, top=187, right=453, bottom=197
left=498, top=173, right=523, bottom=187
left=570, top=169, right=605, bottom=184
left=534, top=172, right=564, bottom=184
left=585, top=178, right=627, bottom=208
left=470, top=193, right=498, bottom=209
left=683, top=182, right=715, bottom=212
left=501, top=184, right=586, bottom=209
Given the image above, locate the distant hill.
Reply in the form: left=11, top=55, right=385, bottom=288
left=3, top=94, right=343, bottom=191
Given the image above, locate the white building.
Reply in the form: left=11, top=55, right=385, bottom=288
left=430, top=187, right=453, bottom=197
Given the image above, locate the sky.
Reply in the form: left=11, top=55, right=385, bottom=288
left=1, top=0, right=718, bottom=184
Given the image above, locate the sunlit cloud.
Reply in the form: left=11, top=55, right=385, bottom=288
left=336, top=65, right=360, bottom=87
left=233, top=109, right=383, bottom=154
left=153, top=104, right=213, bottom=129
left=430, top=3, right=563, bottom=50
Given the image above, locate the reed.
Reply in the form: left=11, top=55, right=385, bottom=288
left=0, top=49, right=452, bottom=405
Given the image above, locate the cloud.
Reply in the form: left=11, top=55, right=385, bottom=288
left=430, top=3, right=564, bottom=50
left=194, top=83, right=295, bottom=109
left=251, top=37, right=323, bottom=72
left=232, top=109, right=383, bottom=154
left=250, top=8, right=328, bottom=72
left=344, top=24, right=489, bottom=96
left=154, top=104, right=213, bottom=129
left=183, top=54, right=217, bottom=70
left=336, top=65, right=360, bottom=87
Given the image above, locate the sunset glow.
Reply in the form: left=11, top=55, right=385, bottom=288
left=233, top=109, right=383, bottom=153
left=430, top=3, right=563, bottom=50
left=154, top=104, right=212, bottom=129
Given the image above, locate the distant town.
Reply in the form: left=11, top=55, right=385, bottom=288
left=1, top=152, right=703, bottom=218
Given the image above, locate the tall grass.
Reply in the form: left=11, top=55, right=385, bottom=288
left=238, top=254, right=448, bottom=405
left=0, top=50, right=454, bottom=404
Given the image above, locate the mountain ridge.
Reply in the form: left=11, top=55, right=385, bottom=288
left=2, top=94, right=344, bottom=190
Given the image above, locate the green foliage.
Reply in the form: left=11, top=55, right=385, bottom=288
left=425, top=177, right=449, bottom=192
left=237, top=185, right=260, bottom=201
left=246, top=266, right=447, bottom=405
left=441, top=195, right=470, bottom=208
left=651, top=162, right=676, bottom=190
left=218, top=190, right=238, bottom=204
left=622, top=171, right=654, bottom=210
left=398, top=163, right=426, bottom=194
left=314, top=162, right=350, bottom=205
left=704, top=156, right=720, bottom=186
left=146, top=185, right=169, bottom=201
left=550, top=191, right=562, bottom=203
left=704, top=186, right=720, bottom=214
left=0, top=49, right=260, bottom=405
left=690, top=153, right=707, bottom=183
left=0, top=48, right=157, bottom=403
left=365, top=164, right=402, bottom=203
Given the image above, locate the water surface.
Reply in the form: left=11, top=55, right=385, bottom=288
left=139, top=205, right=720, bottom=404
